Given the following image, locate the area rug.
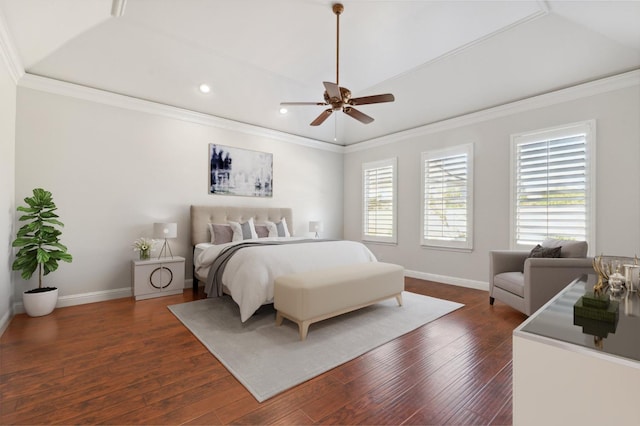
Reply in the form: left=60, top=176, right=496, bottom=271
left=168, top=291, right=463, bottom=402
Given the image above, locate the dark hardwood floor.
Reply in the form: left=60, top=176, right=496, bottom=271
left=0, top=278, right=526, bottom=425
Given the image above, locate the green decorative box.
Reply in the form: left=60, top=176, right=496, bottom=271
left=581, top=291, right=610, bottom=309
left=573, top=315, right=618, bottom=338
left=574, top=297, right=619, bottom=323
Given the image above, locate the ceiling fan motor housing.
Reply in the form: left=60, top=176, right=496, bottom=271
left=323, top=86, right=352, bottom=111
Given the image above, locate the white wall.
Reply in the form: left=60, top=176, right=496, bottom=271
left=344, top=79, right=640, bottom=288
left=0, top=47, right=16, bottom=331
left=10, top=70, right=640, bottom=311
left=14, top=86, right=344, bottom=304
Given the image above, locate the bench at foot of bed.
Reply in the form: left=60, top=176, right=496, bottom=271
left=274, top=262, right=404, bottom=340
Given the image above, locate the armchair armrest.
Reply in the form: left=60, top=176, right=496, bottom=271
left=524, top=257, right=594, bottom=314
left=525, top=257, right=594, bottom=270
left=490, top=250, right=529, bottom=279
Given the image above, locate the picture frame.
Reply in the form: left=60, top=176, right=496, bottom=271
left=209, top=144, right=273, bottom=197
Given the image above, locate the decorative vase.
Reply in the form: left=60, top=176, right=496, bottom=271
left=23, top=287, right=58, bottom=317
left=140, top=249, right=150, bottom=260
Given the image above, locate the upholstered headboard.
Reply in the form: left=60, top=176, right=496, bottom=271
left=190, top=205, right=293, bottom=246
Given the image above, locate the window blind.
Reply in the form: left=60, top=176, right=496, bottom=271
left=513, top=127, right=590, bottom=247
left=421, top=144, right=473, bottom=249
left=363, top=158, right=396, bottom=243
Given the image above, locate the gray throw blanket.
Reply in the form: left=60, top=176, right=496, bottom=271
left=206, top=239, right=327, bottom=297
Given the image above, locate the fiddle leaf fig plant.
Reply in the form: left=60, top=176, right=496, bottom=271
left=12, top=188, right=73, bottom=289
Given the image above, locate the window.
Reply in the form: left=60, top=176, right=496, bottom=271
left=421, top=144, right=473, bottom=250
left=511, top=120, right=595, bottom=251
left=362, top=158, right=397, bottom=243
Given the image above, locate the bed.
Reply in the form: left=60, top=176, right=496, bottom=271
left=190, top=205, right=377, bottom=322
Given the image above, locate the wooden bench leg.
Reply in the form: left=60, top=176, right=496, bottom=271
left=299, top=321, right=311, bottom=341
left=395, top=293, right=403, bottom=306
left=276, top=312, right=309, bottom=340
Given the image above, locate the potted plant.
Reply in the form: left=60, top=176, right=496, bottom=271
left=12, top=188, right=73, bottom=317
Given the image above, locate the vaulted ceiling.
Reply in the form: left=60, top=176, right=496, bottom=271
left=1, top=0, right=639, bottom=145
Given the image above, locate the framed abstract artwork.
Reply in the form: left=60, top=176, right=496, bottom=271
left=209, top=144, right=273, bottom=197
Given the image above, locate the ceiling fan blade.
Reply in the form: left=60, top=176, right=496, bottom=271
left=323, top=82, right=341, bottom=100
left=310, top=109, right=333, bottom=126
left=343, top=107, right=374, bottom=124
left=280, top=102, right=326, bottom=106
left=349, top=93, right=395, bottom=106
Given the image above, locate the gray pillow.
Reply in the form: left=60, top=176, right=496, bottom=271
left=255, top=225, right=269, bottom=238
left=529, top=244, right=562, bottom=259
left=275, top=221, right=287, bottom=237
left=208, top=224, right=233, bottom=244
left=524, top=244, right=562, bottom=272
left=240, top=220, right=253, bottom=239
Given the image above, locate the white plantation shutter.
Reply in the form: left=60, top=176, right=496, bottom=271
left=511, top=121, right=595, bottom=250
left=362, top=158, right=397, bottom=243
left=421, top=144, right=473, bottom=250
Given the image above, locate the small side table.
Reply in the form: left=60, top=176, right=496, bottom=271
left=131, top=256, right=185, bottom=300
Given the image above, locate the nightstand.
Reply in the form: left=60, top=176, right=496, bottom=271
left=131, top=256, right=185, bottom=300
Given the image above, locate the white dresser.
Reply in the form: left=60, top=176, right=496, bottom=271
left=513, top=275, right=640, bottom=426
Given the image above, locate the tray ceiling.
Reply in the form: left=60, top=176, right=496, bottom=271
left=1, top=0, right=639, bottom=145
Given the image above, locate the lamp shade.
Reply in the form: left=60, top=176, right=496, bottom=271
left=308, top=221, right=323, bottom=232
left=154, top=222, right=177, bottom=239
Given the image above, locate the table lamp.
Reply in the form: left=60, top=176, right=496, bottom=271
left=308, top=221, right=323, bottom=239
left=154, top=222, right=177, bottom=258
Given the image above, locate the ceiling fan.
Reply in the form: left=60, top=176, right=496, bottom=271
left=280, top=3, right=395, bottom=126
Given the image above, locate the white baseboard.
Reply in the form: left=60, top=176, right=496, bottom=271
left=0, top=309, right=12, bottom=337
left=4, top=274, right=477, bottom=328
left=12, top=287, right=133, bottom=314
left=404, top=269, right=489, bottom=291
left=11, top=279, right=197, bottom=314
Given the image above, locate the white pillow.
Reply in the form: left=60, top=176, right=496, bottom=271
left=265, top=217, right=291, bottom=237
left=228, top=217, right=258, bottom=242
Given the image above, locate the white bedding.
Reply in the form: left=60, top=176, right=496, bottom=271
left=194, top=237, right=377, bottom=321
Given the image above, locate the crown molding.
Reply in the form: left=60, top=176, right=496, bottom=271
left=17, top=73, right=345, bottom=154
left=15, top=66, right=639, bottom=156
left=0, top=7, right=24, bottom=84
left=345, top=68, right=640, bottom=153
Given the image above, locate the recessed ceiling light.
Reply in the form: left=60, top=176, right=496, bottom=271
left=199, top=84, right=211, bottom=94
left=279, top=107, right=288, bottom=114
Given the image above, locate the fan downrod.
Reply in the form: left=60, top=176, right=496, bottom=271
left=333, top=3, right=343, bottom=86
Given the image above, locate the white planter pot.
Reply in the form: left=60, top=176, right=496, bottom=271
left=23, top=288, right=58, bottom=317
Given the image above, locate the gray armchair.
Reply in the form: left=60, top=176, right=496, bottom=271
left=489, top=239, right=594, bottom=316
